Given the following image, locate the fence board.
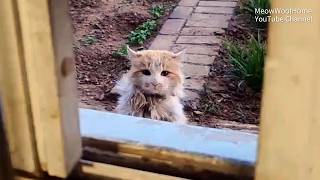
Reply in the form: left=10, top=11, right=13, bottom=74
left=256, top=0, right=320, bottom=179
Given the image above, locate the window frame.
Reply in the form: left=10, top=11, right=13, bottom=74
left=1, top=0, right=320, bottom=179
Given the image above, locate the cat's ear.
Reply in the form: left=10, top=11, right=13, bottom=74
left=127, top=45, right=140, bottom=59
left=172, top=49, right=186, bottom=61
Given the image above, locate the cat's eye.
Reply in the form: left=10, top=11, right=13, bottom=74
left=142, top=69, right=151, bottom=76
left=161, top=71, right=169, bottom=76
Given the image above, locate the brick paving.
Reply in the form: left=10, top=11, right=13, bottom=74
left=148, top=0, right=237, bottom=109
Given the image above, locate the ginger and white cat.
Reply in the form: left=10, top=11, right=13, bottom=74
left=115, top=46, right=187, bottom=124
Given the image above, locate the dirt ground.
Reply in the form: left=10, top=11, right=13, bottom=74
left=69, top=0, right=261, bottom=133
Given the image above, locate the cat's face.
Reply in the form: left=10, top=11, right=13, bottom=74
left=127, top=47, right=184, bottom=96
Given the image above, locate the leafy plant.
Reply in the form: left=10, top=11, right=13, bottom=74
left=80, top=35, right=97, bottom=46
left=240, top=0, right=270, bottom=17
left=128, top=20, right=157, bottom=45
left=240, top=0, right=270, bottom=28
left=112, top=45, right=128, bottom=58
left=224, top=34, right=266, bottom=90
left=149, top=5, right=165, bottom=19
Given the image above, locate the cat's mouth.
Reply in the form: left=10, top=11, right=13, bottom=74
left=135, top=85, right=167, bottom=98
left=143, top=93, right=166, bottom=99
left=141, top=87, right=164, bottom=95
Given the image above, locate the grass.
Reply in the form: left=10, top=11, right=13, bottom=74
left=128, top=20, right=158, bottom=45
left=112, top=45, right=128, bottom=58
left=224, top=34, right=266, bottom=91
left=199, top=85, right=221, bottom=114
left=80, top=35, right=98, bottom=46
left=149, top=5, right=165, bottom=19
left=240, top=0, right=270, bottom=28
left=240, top=0, right=270, bottom=17
left=128, top=3, right=169, bottom=46
left=201, top=100, right=220, bottom=114
left=113, top=3, right=170, bottom=56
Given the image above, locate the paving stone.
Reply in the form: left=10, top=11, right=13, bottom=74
left=183, top=63, right=210, bottom=77
left=183, top=89, right=200, bottom=110
left=195, top=6, right=234, bottom=14
left=186, top=13, right=231, bottom=28
left=159, top=19, right=186, bottom=35
left=184, top=89, right=200, bottom=101
left=184, top=76, right=206, bottom=90
left=179, top=0, right=199, bottom=6
left=147, top=0, right=237, bottom=110
left=198, top=1, right=237, bottom=7
left=176, top=36, right=221, bottom=45
left=184, top=54, right=215, bottom=65
left=180, top=27, right=224, bottom=35
left=171, top=44, right=219, bottom=55
left=169, top=6, right=193, bottom=19
left=149, top=35, right=177, bottom=50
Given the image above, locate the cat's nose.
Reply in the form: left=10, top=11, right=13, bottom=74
left=151, top=82, right=160, bottom=87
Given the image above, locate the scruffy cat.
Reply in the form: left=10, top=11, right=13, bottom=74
left=115, top=46, right=187, bottom=124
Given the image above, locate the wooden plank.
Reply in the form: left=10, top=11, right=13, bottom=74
left=49, top=0, right=82, bottom=176
left=0, top=101, right=14, bottom=180
left=0, top=0, right=81, bottom=177
left=80, top=109, right=256, bottom=178
left=256, top=0, right=320, bottom=180
left=0, top=0, right=40, bottom=175
left=13, top=0, right=81, bottom=177
left=80, top=160, right=188, bottom=180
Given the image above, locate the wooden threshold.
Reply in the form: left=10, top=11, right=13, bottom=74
left=79, top=160, right=188, bottom=180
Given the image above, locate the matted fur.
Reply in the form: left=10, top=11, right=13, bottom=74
left=115, top=47, right=187, bottom=124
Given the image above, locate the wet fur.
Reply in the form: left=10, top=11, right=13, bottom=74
left=115, top=48, right=187, bottom=124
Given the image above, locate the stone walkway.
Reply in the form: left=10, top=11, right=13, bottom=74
left=149, top=0, right=237, bottom=109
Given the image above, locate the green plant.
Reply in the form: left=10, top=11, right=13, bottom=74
left=80, top=35, right=97, bottom=46
left=199, top=86, right=220, bottom=114
left=112, top=45, right=128, bottom=58
left=128, top=20, right=157, bottom=45
left=240, top=0, right=270, bottom=28
left=241, top=0, right=270, bottom=17
left=224, top=34, right=266, bottom=90
left=201, top=101, right=220, bottom=114
left=149, top=5, right=165, bottom=19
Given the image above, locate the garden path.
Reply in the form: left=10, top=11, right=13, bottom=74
left=149, top=0, right=237, bottom=109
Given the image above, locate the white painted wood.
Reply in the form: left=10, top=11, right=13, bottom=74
left=80, top=108, right=256, bottom=177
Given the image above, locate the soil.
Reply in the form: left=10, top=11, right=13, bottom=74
left=69, top=0, right=178, bottom=111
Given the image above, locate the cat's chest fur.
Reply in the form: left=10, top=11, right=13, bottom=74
left=128, top=91, right=175, bottom=121
left=116, top=86, right=187, bottom=123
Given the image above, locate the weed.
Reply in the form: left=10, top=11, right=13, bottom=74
left=240, top=0, right=270, bottom=28
left=241, top=0, right=270, bottom=17
left=80, top=35, right=97, bottom=46
left=199, top=85, right=220, bottom=114
left=201, top=101, right=220, bottom=114
left=149, top=5, right=165, bottom=19
left=224, top=34, right=266, bottom=90
left=112, top=45, right=128, bottom=58
left=128, top=20, right=157, bottom=45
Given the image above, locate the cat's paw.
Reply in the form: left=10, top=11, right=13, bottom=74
left=175, top=116, right=188, bottom=125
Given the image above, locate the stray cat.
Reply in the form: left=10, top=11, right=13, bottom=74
left=115, top=46, right=187, bottom=124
